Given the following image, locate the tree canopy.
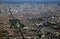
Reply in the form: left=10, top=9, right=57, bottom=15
left=9, top=19, right=25, bottom=29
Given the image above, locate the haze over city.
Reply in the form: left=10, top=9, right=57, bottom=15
left=0, top=0, right=60, bottom=4
left=0, top=0, right=60, bottom=39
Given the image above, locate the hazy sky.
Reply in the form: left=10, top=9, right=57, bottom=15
left=0, top=0, right=60, bottom=3
left=0, top=0, right=60, bottom=2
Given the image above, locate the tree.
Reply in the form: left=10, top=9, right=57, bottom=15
left=46, top=22, right=60, bottom=30
left=9, top=19, right=25, bottom=29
